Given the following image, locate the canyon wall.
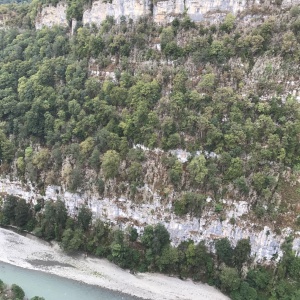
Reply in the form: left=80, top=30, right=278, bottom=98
left=1, top=177, right=299, bottom=261
left=35, top=2, right=68, bottom=29
left=36, top=0, right=300, bottom=29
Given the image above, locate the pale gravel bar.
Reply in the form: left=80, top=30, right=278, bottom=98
left=0, top=228, right=229, bottom=300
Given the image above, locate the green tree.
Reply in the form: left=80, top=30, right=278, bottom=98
left=198, top=73, right=216, bottom=93
left=141, top=223, right=170, bottom=256
left=0, top=279, right=4, bottom=292
left=2, top=195, right=18, bottom=225
left=187, top=155, right=208, bottom=185
left=61, top=228, right=84, bottom=253
left=234, top=238, right=251, bottom=269
left=128, top=226, right=138, bottom=242
left=0, top=129, right=14, bottom=162
left=11, top=284, right=25, bottom=300
left=77, top=205, right=92, bottom=231
left=168, top=160, right=182, bottom=186
left=160, top=26, right=175, bottom=50
left=220, top=13, right=236, bottom=32
left=220, top=266, right=241, bottom=293
left=101, top=150, right=121, bottom=179
left=225, top=158, right=244, bottom=181
left=127, top=161, right=143, bottom=185
left=215, top=238, right=233, bottom=266
left=157, top=245, right=179, bottom=274
left=174, top=192, right=205, bottom=216
left=42, top=200, right=67, bottom=241
left=246, top=267, right=271, bottom=291
left=15, top=198, right=30, bottom=228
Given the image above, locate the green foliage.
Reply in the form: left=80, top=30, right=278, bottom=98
left=141, top=223, right=170, bottom=270
left=225, top=158, right=243, bottom=181
left=68, top=166, right=83, bottom=192
left=1, top=7, right=300, bottom=300
left=127, top=161, right=143, bottom=185
left=215, top=238, right=233, bottom=266
left=128, top=226, right=138, bottom=242
left=220, top=266, right=241, bottom=293
left=231, top=281, right=258, bottom=300
left=214, top=203, right=223, bottom=213
left=14, top=198, right=30, bottom=228
left=246, top=267, right=271, bottom=291
left=220, top=13, right=236, bottom=32
left=160, top=26, right=175, bottom=50
left=42, top=200, right=67, bottom=240
left=157, top=245, right=179, bottom=274
left=168, top=159, right=182, bottom=186
left=174, top=192, right=205, bottom=216
left=234, top=238, right=251, bottom=269
left=198, top=73, right=216, bottom=93
left=101, top=150, right=121, bottom=179
left=2, top=195, right=18, bottom=225
left=96, top=178, right=105, bottom=195
left=16, top=157, right=25, bottom=174
left=0, top=129, right=14, bottom=162
left=77, top=205, right=92, bottom=231
left=66, top=0, right=84, bottom=21
left=290, top=5, right=300, bottom=17
left=11, top=284, right=25, bottom=300
left=187, top=155, right=208, bottom=185
left=0, top=14, right=299, bottom=217
left=61, top=228, right=84, bottom=253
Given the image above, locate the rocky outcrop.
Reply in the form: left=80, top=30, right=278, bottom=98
left=35, top=2, right=68, bottom=29
left=83, top=0, right=252, bottom=25
left=35, top=0, right=300, bottom=29
left=83, top=0, right=151, bottom=26
left=0, top=177, right=299, bottom=261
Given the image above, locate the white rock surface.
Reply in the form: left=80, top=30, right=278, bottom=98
left=84, top=0, right=150, bottom=26
left=35, top=3, right=68, bottom=29
left=0, top=178, right=294, bottom=261
left=35, top=0, right=300, bottom=29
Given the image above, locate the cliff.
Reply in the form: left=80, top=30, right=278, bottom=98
left=1, top=146, right=300, bottom=261
left=3, top=0, right=300, bottom=273
left=36, top=0, right=300, bottom=29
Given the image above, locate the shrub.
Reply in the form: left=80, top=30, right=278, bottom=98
left=11, top=284, right=25, bottom=300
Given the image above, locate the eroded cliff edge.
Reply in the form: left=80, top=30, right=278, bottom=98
left=36, top=0, right=300, bottom=29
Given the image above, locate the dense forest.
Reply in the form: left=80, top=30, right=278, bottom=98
left=1, top=2, right=300, bottom=221
left=1, top=0, right=300, bottom=299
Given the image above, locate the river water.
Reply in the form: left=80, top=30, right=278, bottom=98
left=0, top=261, right=142, bottom=300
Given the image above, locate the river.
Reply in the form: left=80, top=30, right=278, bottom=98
left=0, top=261, right=142, bottom=300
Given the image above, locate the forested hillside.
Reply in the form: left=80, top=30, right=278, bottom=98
left=1, top=1, right=300, bottom=299
left=1, top=3, right=300, bottom=219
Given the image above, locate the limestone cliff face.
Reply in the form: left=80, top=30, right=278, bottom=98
left=35, top=0, right=300, bottom=29
left=0, top=176, right=299, bottom=261
left=1, top=146, right=300, bottom=262
left=35, top=2, right=68, bottom=29
left=83, top=0, right=150, bottom=26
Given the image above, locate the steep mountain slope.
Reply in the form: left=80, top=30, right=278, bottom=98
left=2, top=0, right=300, bottom=298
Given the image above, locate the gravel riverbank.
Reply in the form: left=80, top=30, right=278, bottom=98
left=0, top=228, right=228, bottom=300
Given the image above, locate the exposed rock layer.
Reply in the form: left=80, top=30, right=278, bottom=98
left=36, top=0, right=300, bottom=29
left=1, top=177, right=299, bottom=261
